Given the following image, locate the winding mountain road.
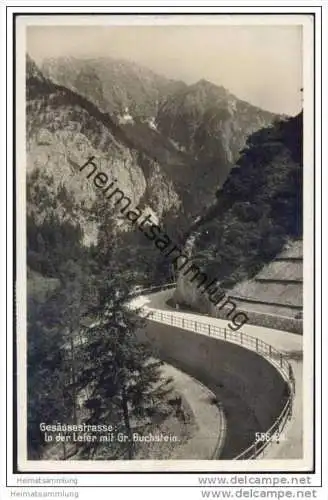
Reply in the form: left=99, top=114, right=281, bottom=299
left=131, top=288, right=304, bottom=461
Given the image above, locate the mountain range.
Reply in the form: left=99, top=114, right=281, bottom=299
left=41, top=56, right=186, bottom=117
left=27, top=54, right=279, bottom=245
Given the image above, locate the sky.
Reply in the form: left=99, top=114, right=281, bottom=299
left=27, top=23, right=303, bottom=115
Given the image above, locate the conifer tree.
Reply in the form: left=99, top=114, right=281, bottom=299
left=77, top=209, right=172, bottom=459
left=27, top=294, right=72, bottom=458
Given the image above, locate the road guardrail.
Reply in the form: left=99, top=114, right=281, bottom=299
left=135, top=284, right=295, bottom=460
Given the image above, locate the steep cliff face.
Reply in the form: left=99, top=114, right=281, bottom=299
left=173, top=113, right=303, bottom=332
left=26, top=55, right=181, bottom=243
left=28, top=54, right=295, bottom=291
left=157, top=79, right=278, bottom=168
left=41, top=58, right=280, bottom=209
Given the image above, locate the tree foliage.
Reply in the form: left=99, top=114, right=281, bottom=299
left=193, top=113, right=303, bottom=288
left=26, top=183, right=173, bottom=460
left=75, top=217, right=172, bottom=459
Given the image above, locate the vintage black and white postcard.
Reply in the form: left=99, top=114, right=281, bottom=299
left=12, top=13, right=316, bottom=474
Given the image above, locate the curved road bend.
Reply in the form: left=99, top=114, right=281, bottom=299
left=160, top=363, right=226, bottom=460
left=131, top=289, right=303, bottom=460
